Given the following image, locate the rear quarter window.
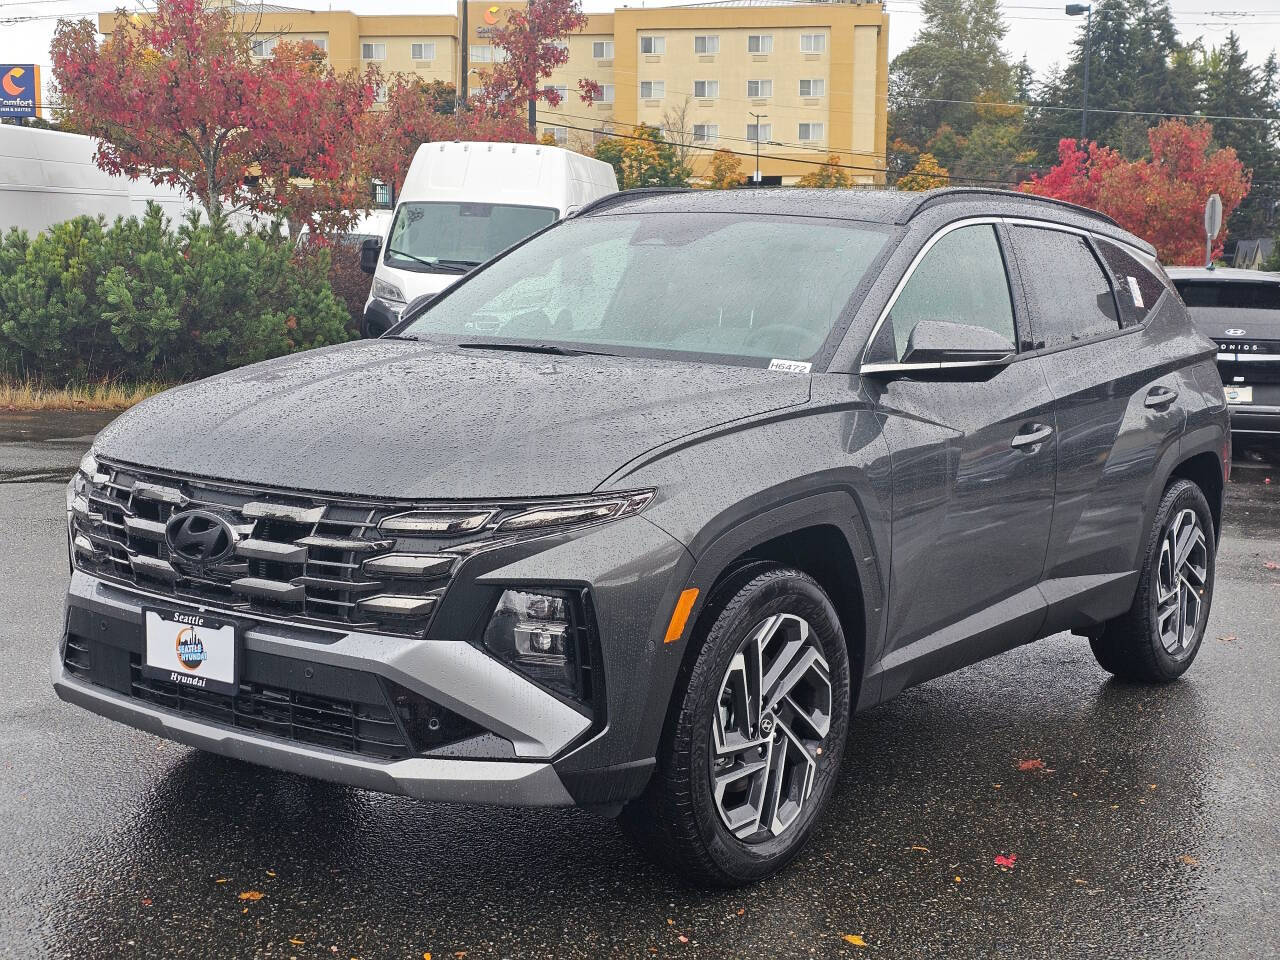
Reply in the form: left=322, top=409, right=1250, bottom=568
left=1094, top=238, right=1168, bottom=326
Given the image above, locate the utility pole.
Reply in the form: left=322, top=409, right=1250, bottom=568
left=458, top=0, right=469, bottom=110
left=749, top=111, right=767, bottom=185
left=1066, top=4, right=1092, bottom=140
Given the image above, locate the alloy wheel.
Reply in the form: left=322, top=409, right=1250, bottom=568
left=1155, top=508, right=1208, bottom=657
left=709, top=613, right=833, bottom=842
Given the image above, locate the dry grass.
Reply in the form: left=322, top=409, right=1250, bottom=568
left=0, top=377, right=168, bottom=411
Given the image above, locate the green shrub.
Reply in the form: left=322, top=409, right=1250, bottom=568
left=0, top=205, right=352, bottom=385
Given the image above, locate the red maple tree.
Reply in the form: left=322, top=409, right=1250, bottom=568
left=51, top=0, right=377, bottom=231
left=485, top=0, right=600, bottom=135
left=1022, top=120, right=1251, bottom=265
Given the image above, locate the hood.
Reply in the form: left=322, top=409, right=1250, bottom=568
left=95, top=341, right=810, bottom=499
left=1186, top=306, right=1280, bottom=342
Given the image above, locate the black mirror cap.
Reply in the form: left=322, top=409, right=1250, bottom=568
left=359, top=237, right=381, bottom=275
left=901, top=319, right=1016, bottom=365
left=360, top=298, right=399, bottom=339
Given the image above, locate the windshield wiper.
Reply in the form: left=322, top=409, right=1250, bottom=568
left=385, top=246, right=435, bottom=268
left=435, top=258, right=480, bottom=271
left=456, top=341, right=617, bottom=357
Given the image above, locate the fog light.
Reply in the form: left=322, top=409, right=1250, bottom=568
left=482, top=589, right=590, bottom=703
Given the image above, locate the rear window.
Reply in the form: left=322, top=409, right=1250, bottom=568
left=1174, top=280, right=1280, bottom=310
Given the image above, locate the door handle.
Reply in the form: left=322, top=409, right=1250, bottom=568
left=1011, top=424, right=1053, bottom=449
left=1145, top=387, right=1179, bottom=409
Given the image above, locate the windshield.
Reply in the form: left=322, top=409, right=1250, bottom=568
left=383, top=201, right=558, bottom=272
left=1175, top=280, right=1280, bottom=310
left=400, top=212, right=890, bottom=364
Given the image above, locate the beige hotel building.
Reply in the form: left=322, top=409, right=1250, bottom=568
left=100, top=0, right=889, bottom=184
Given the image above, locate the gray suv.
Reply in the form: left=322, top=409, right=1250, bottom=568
left=55, top=188, right=1229, bottom=886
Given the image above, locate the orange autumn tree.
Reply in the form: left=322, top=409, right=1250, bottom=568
left=1022, top=120, right=1251, bottom=265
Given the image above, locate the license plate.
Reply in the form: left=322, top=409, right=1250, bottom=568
left=1225, top=386, right=1253, bottom=404
left=142, top=608, right=239, bottom=695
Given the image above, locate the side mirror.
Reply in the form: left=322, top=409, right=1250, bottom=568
left=359, top=237, right=381, bottom=275
left=400, top=293, right=435, bottom=325
left=862, top=319, right=1015, bottom=378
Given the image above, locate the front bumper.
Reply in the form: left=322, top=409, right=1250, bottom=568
left=52, top=571, right=590, bottom=806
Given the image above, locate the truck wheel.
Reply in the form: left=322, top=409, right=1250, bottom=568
left=1090, top=479, right=1215, bottom=683
left=620, top=565, right=851, bottom=887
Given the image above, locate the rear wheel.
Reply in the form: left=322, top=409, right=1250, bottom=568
left=620, top=565, right=851, bottom=887
left=1090, top=479, right=1215, bottom=682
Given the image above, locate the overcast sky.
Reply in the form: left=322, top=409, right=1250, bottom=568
left=3, top=0, right=1279, bottom=111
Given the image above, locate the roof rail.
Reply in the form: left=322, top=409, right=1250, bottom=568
left=572, top=187, right=691, bottom=218
left=901, top=187, right=1121, bottom=228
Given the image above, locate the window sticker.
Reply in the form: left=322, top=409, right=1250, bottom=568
left=1127, top=275, right=1145, bottom=309
left=769, top=359, right=812, bottom=373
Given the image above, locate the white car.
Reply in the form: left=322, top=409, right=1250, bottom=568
left=360, top=141, right=618, bottom=335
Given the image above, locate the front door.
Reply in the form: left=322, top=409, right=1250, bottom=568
left=865, top=222, right=1058, bottom=700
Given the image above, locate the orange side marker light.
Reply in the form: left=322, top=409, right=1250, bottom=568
left=664, top=588, right=700, bottom=644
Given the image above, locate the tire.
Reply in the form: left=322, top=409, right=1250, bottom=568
left=620, top=564, right=852, bottom=887
left=1090, top=479, right=1216, bottom=683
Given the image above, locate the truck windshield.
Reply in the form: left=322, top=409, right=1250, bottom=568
left=400, top=212, right=890, bottom=365
left=383, top=201, right=558, bottom=272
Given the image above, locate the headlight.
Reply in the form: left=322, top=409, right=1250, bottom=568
left=372, top=277, right=406, bottom=304
left=482, top=589, right=594, bottom=706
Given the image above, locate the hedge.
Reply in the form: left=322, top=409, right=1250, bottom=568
left=0, top=205, right=353, bottom=386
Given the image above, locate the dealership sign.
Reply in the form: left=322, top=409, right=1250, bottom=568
left=0, top=64, right=40, bottom=117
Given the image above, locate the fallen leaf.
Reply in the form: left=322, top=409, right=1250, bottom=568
left=736, top=909, right=745, bottom=916
left=1017, top=758, right=1046, bottom=771
left=954, top=875, right=963, bottom=883
left=290, top=940, right=304, bottom=947
left=1217, top=635, right=1238, bottom=643
left=1180, top=855, right=1199, bottom=866
left=423, top=953, right=431, bottom=960
left=266, top=870, right=277, bottom=877
left=141, top=898, right=152, bottom=907
left=239, top=891, right=264, bottom=901
left=215, top=878, right=229, bottom=884
left=677, top=935, right=689, bottom=944
left=843, top=934, right=868, bottom=948
left=1265, top=561, right=1279, bottom=570
left=910, top=845, right=929, bottom=853
left=994, top=854, right=1017, bottom=869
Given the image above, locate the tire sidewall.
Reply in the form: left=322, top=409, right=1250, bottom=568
left=1143, top=481, right=1216, bottom=678
left=681, top=569, right=851, bottom=882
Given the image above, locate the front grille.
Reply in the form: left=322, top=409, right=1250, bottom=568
left=69, top=460, right=468, bottom=636
left=63, top=630, right=488, bottom=760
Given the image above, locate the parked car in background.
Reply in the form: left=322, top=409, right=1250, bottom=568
left=359, top=141, right=618, bottom=337
left=56, top=188, right=1228, bottom=887
left=1168, top=267, right=1280, bottom=437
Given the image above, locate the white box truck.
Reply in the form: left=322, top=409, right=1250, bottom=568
left=360, top=141, right=618, bottom=335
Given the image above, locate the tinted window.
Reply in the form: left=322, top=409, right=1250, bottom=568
left=1012, top=226, right=1119, bottom=348
left=402, top=213, right=889, bottom=365
left=884, top=224, right=1016, bottom=361
left=1174, top=280, right=1280, bottom=310
left=1094, top=238, right=1168, bottom=325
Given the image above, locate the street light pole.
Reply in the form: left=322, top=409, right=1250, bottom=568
left=1065, top=3, right=1092, bottom=141
left=749, top=111, right=767, bottom=185
left=458, top=0, right=469, bottom=110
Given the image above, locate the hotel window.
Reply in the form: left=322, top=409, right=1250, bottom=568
left=640, top=36, right=666, bottom=55
left=547, top=84, right=569, bottom=102
left=799, top=78, right=825, bottom=97
left=746, top=79, right=773, bottom=98
left=694, top=35, right=719, bottom=54
left=693, top=80, right=719, bottom=99
left=801, top=33, right=826, bottom=53
left=470, top=45, right=494, bottom=63
left=374, top=83, right=388, bottom=103
left=411, top=41, right=436, bottom=60
left=639, top=80, right=665, bottom=99
left=598, top=83, right=615, bottom=104
left=692, top=124, right=718, bottom=142
left=311, top=37, right=327, bottom=51
left=250, top=37, right=277, bottom=58
left=593, top=40, right=615, bottom=58
left=361, top=42, right=386, bottom=60
left=747, top=34, right=773, bottom=54
left=746, top=123, right=771, bottom=142
left=798, top=122, right=824, bottom=141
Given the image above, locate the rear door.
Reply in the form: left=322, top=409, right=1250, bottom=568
left=1007, top=223, right=1186, bottom=633
left=868, top=221, right=1057, bottom=698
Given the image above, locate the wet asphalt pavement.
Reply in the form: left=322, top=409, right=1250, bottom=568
left=1, top=412, right=1277, bottom=960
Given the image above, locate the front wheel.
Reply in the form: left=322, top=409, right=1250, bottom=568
left=620, top=565, right=851, bottom=887
left=1090, top=479, right=1216, bottom=683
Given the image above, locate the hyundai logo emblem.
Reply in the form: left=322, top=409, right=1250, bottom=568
left=1224, top=328, right=1246, bottom=336
left=165, top=510, right=238, bottom=564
